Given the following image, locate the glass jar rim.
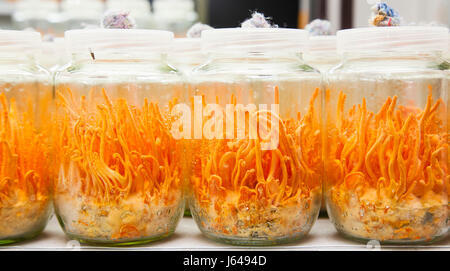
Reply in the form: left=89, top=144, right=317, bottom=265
left=201, top=28, right=309, bottom=55
left=337, top=26, right=449, bottom=54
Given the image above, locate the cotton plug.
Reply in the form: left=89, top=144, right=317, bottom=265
left=241, top=12, right=276, bottom=28
left=305, top=19, right=332, bottom=36
left=101, top=10, right=136, bottom=29
left=187, top=23, right=214, bottom=38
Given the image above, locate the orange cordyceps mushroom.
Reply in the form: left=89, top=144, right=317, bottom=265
left=54, top=88, right=184, bottom=243
left=189, top=86, right=322, bottom=242
left=0, top=92, right=52, bottom=242
left=325, top=86, right=448, bottom=242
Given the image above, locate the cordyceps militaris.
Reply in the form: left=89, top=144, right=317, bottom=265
left=0, top=93, right=50, bottom=206
left=55, top=88, right=182, bottom=204
left=191, top=87, right=322, bottom=225
left=325, top=86, right=448, bottom=204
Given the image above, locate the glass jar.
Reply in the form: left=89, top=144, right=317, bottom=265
left=187, top=28, right=322, bottom=245
left=325, top=26, right=449, bottom=244
left=0, top=31, right=53, bottom=245
left=304, top=35, right=340, bottom=73
left=54, top=29, right=185, bottom=245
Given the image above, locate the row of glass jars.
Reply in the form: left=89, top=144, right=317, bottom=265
left=0, top=27, right=448, bottom=246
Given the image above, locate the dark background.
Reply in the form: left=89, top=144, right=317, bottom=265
left=207, top=0, right=299, bottom=28
left=147, top=0, right=355, bottom=29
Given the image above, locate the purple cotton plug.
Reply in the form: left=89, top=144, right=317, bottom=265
left=305, top=19, right=332, bottom=36
left=369, top=2, right=402, bottom=27
left=186, top=23, right=214, bottom=38
left=101, top=10, right=136, bottom=29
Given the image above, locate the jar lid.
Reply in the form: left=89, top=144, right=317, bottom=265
left=201, top=28, right=309, bottom=54
left=65, top=29, right=174, bottom=56
left=337, top=26, right=449, bottom=54
left=306, top=35, right=337, bottom=54
left=0, top=30, right=41, bottom=53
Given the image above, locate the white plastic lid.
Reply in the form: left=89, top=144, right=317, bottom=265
left=201, top=28, right=309, bottom=54
left=337, top=26, right=449, bottom=54
left=306, top=35, right=337, bottom=54
left=0, top=30, right=41, bottom=53
left=65, top=29, right=174, bottom=57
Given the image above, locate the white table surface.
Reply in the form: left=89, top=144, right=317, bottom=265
left=2, top=215, right=449, bottom=251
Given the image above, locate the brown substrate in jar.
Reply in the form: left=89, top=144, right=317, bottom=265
left=0, top=88, right=52, bottom=243
left=191, top=189, right=320, bottom=244
left=325, top=87, right=449, bottom=243
left=55, top=191, right=183, bottom=243
left=327, top=189, right=447, bottom=243
left=0, top=199, right=51, bottom=243
left=55, top=88, right=184, bottom=244
left=190, top=88, right=322, bottom=245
